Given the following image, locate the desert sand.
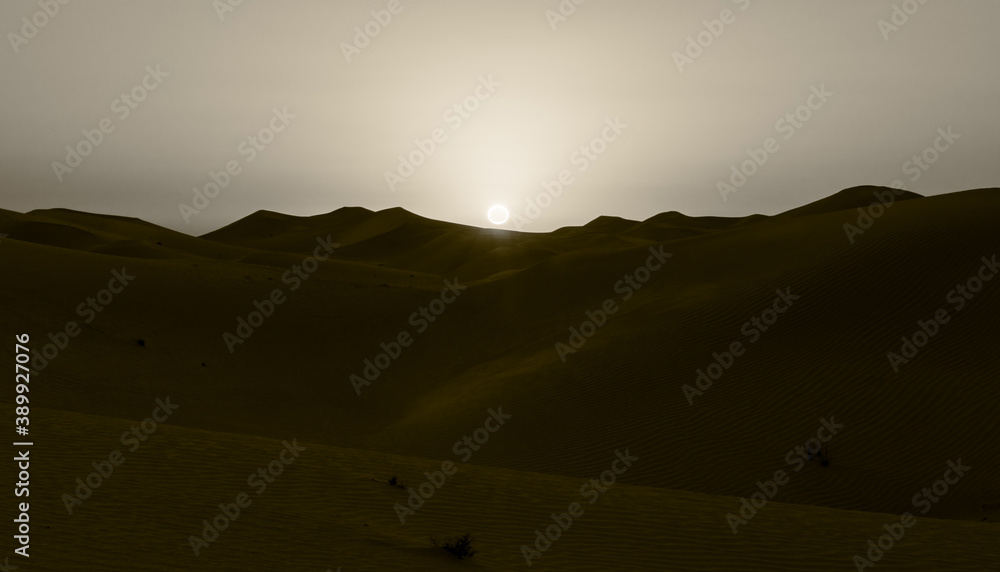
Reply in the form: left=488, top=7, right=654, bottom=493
left=0, top=186, right=997, bottom=570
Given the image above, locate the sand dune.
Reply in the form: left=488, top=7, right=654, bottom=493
left=11, top=405, right=998, bottom=571
left=1, top=187, right=998, bottom=569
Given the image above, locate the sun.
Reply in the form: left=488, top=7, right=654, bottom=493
left=487, top=204, right=509, bottom=225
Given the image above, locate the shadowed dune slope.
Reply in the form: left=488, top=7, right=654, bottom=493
left=8, top=406, right=998, bottom=571
left=1, top=188, right=999, bottom=565
left=777, top=185, right=924, bottom=218
left=0, top=208, right=255, bottom=261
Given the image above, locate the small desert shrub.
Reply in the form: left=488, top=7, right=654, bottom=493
left=432, top=533, right=477, bottom=560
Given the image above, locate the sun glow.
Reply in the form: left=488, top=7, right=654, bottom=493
left=487, top=205, right=510, bottom=225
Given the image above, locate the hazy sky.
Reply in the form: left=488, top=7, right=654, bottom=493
left=2, top=0, right=998, bottom=234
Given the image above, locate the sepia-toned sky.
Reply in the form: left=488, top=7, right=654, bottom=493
left=2, top=0, right=998, bottom=234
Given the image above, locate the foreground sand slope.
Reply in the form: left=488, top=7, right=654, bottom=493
left=0, top=187, right=998, bottom=528
left=4, top=406, right=997, bottom=571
